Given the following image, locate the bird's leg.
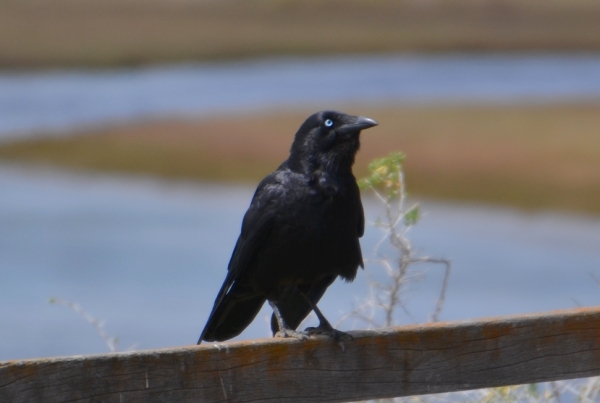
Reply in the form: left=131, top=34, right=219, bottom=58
left=300, top=292, right=353, bottom=342
left=269, top=300, right=308, bottom=340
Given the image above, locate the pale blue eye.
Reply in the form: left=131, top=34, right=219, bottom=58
left=324, top=119, right=334, bottom=127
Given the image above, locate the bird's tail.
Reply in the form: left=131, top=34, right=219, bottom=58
left=198, top=278, right=266, bottom=343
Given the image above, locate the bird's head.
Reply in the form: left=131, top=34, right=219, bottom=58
left=288, top=111, right=378, bottom=174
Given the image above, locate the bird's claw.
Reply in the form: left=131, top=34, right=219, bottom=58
left=304, top=326, right=353, bottom=342
left=275, top=328, right=309, bottom=340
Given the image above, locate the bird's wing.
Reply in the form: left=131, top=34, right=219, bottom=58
left=228, top=173, right=287, bottom=279
left=198, top=173, right=285, bottom=342
left=353, top=177, right=365, bottom=270
left=356, top=186, right=365, bottom=238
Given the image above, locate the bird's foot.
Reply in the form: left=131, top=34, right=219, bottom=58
left=304, top=325, right=353, bottom=342
left=275, top=328, right=309, bottom=340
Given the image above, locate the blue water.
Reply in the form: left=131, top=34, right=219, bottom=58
left=1, top=165, right=599, bottom=361
left=2, top=54, right=600, bottom=362
left=2, top=54, right=600, bottom=140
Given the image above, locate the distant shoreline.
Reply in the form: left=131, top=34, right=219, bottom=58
left=2, top=0, right=600, bottom=70
left=1, top=104, right=599, bottom=215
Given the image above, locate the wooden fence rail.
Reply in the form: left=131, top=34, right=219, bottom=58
left=2, top=306, right=600, bottom=402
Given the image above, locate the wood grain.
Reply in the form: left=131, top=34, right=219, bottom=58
left=2, top=307, right=600, bottom=402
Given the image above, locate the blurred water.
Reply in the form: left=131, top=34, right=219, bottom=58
left=2, top=52, right=600, bottom=363
left=1, top=54, right=600, bottom=140
left=1, top=165, right=599, bottom=361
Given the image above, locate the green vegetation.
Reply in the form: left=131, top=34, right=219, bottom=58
left=2, top=0, right=600, bottom=69
left=359, top=152, right=407, bottom=196
left=352, top=153, right=597, bottom=403
left=1, top=104, right=599, bottom=214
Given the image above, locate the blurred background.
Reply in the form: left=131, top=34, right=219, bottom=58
left=1, top=0, right=600, bottom=362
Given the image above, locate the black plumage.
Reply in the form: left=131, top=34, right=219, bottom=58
left=198, top=110, right=377, bottom=343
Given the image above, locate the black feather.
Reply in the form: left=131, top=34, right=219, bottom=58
left=199, top=110, right=377, bottom=343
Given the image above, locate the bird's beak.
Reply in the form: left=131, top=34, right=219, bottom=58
left=344, top=116, right=378, bottom=132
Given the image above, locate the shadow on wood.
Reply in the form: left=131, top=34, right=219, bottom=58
left=2, top=306, right=600, bottom=402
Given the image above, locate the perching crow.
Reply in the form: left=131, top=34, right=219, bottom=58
left=198, top=111, right=377, bottom=343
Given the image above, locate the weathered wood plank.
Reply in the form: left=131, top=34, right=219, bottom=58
left=2, top=307, right=600, bottom=403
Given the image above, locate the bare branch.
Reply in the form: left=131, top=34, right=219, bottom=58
left=346, top=152, right=452, bottom=330
left=49, top=297, right=119, bottom=352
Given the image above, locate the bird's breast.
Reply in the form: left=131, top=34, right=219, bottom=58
left=262, top=194, right=359, bottom=275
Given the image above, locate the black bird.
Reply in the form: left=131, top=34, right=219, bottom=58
left=198, top=111, right=377, bottom=344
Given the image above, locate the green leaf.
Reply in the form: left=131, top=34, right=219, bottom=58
left=404, top=206, right=420, bottom=226
left=359, top=152, right=406, bottom=203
